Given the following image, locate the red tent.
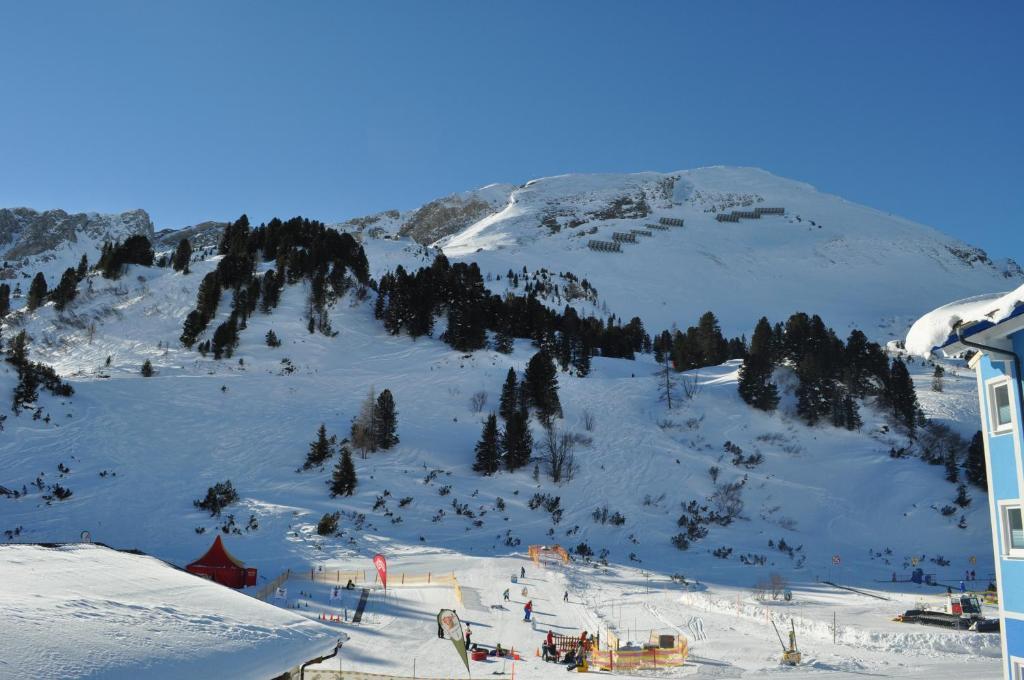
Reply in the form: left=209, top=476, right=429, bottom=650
left=185, top=535, right=257, bottom=588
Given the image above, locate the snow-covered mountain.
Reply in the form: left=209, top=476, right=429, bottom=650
left=0, top=207, right=154, bottom=282
left=0, top=167, right=1010, bottom=678
left=351, top=167, right=1021, bottom=339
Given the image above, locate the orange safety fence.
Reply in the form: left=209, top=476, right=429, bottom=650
left=528, top=544, right=570, bottom=564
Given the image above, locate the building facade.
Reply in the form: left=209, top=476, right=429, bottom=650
left=931, top=310, right=1024, bottom=680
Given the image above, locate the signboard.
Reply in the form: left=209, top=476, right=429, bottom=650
left=832, top=555, right=841, bottom=566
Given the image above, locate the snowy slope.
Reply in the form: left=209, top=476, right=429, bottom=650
left=0, top=167, right=1012, bottom=678
left=0, top=543, right=340, bottom=679
left=352, top=167, right=1021, bottom=340
left=0, top=259, right=994, bottom=582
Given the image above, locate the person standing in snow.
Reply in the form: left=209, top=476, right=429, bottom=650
left=563, top=590, right=569, bottom=603
left=959, top=579, right=966, bottom=593
left=503, top=588, right=510, bottom=602
left=464, top=624, right=472, bottom=649
left=521, top=566, right=526, bottom=579
left=524, top=600, right=533, bottom=621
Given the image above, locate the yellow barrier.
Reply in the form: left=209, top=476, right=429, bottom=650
left=589, top=639, right=688, bottom=672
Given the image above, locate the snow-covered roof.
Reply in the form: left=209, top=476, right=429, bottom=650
left=906, top=282, right=1024, bottom=357
left=0, top=543, right=342, bottom=679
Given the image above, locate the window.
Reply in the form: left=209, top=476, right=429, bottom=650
left=1002, top=504, right=1024, bottom=557
left=988, top=380, right=1014, bottom=433
left=1014, top=657, right=1024, bottom=680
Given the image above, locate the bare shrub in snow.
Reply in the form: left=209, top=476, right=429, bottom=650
left=470, top=391, right=487, bottom=413
left=543, top=428, right=578, bottom=484
left=583, top=410, right=595, bottom=432
left=681, top=372, right=703, bottom=400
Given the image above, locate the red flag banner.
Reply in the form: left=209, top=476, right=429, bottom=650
left=373, top=553, right=387, bottom=590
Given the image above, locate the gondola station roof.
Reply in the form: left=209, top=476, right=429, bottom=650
left=0, top=543, right=341, bottom=679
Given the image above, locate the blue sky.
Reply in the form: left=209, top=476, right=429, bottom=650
left=1, top=1, right=1021, bottom=257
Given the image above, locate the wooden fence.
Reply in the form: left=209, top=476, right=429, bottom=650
left=588, top=636, right=688, bottom=672
left=299, top=568, right=463, bottom=605
left=254, top=569, right=291, bottom=601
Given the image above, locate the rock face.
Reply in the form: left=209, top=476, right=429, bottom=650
left=0, top=208, right=154, bottom=261
left=154, top=221, right=227, bottom=252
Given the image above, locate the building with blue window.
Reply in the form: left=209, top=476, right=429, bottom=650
left=909, top=287, right=1024, bottom=680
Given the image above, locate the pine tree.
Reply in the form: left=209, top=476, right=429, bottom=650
left=304, top=424, right=334, bottom=470
left=26, top=272, right=47, bottom=311
left=51, top=268, right=79, bottom=311
left=172, top=238, right=193, bottom=273
left=841, top=393, right=862, bottom=430
left=965, top=430, right=987, bottom=489
left=498, top=368, right=519, bottom=422
left=955, top=483, right=971, bottom=508
left=737, top=317, right=779, bottom=411
left=473, top=413, right=501, bottom=475
left=501, top=410, right=533, bottom=471
left=0, top=283, right=9, bottom=317
left=374, top=389, right=399, bottom=449
left=887, top=358, right=921, bottom=434
left=657, top=354, right=677, bottom=409
left=931, top=364, right=945, bottom=392
left=265, top=329, right=281, bottom=347
left=8, top=330, right=28, bottom=365
left=76, top=254, right=89, bottom=281
left=141, top=359, right=155, bottom=377
left=795, top=353, right=833, bottom=425
left=329, top=444, right=357, bottom=496
left=494, top=321, right=514, bottom=354
left=944, top=450, right=959, bottom=483
left=524, top=349, right=562, bottom=426
left=694, top=311, right=728, bottom=366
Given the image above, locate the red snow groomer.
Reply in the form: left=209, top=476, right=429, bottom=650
left=897, top=593, right=999, bottom=632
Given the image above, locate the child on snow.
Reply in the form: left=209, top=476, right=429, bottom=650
left=523, top=600, right=533, bottom=621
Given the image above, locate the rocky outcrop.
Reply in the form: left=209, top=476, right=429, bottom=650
left=154, top=221, right=227, bottom=251
left=0, top=208, right=154, bottom=261
left=399, top=196, right=503, bottom=245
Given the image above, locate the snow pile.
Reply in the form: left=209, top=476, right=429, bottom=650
left=0, top=543, right=340, bottom=679
left=906, top=282, right=1024, bottom=356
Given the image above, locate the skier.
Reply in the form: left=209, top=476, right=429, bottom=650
left=563, top=590, right=569, bottom=603
left=521, top=566, right=526, bottom=578
left=542, top=629, right=557, bottom=661
left=959, top=579, right=966, bottom=593
left=503, top=588, right=510, bottom=602
left=524, top=600, right=533, bottom=621
left=464, top=624, right=472, bottom=649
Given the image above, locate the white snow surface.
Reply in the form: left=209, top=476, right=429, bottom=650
left=906, top=282, right=1024, bottom=357
left=0, top=543, right=340, bottom=679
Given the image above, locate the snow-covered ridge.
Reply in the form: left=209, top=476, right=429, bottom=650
left=0, top=207, right=154, bottom=285
left=340, top=166, right=1022, bottom=339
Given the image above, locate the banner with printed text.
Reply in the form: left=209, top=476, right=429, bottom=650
left=437, top=608, right=470, bottom=675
